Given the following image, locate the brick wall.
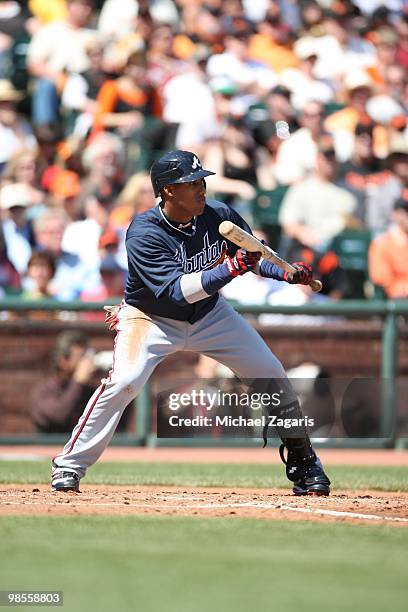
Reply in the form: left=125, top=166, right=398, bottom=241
left=0, top=317, right=407, bottom=435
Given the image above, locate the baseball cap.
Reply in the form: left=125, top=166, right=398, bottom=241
left=344, top=71, right=373, bottom=92
left=99, top=229, right=119, bottom=249
left=268, top=85, right=291, bottom=99
left=50, top=170, right=81, bottom=199
left=0, top=183, right=32, bottom=210
left=0, top=80, right=24, bottom=102
left=100, top=256, right=124, bottom=274
left=209, top=76, right=238, bottom=96
left=294, top=37, right=317, bottom=60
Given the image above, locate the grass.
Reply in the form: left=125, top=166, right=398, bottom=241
left=0, top=516, right=407, bottom=612
left=1, top=460, right=407, bottom=612
left=0, top=460, right=407, bottom=491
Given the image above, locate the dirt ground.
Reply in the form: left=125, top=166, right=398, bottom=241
left=1, top=448, right=407, bottom=526
left=0, top=484, right=407, bottom=526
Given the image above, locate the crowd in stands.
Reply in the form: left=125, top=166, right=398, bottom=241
left=0, top=0, right=407, bottom=308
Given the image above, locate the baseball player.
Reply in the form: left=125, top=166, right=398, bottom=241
left=52, top=150, right=330, bottom=496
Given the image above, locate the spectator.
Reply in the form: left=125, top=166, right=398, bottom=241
left=365, top=69, right=406, bottom=130
left=97, top=227, right=119, bottom=260
left=248, top=9, right=299, bottom=74
left=49, top=169, right=82, bottom=222
left=311, top=11, right=377, bottom=82
left=0, top=182, right=35, bottom=274
left=94, top=49, right=161, bottom=131
left=94, top=49, right=166, bottom=171
left=97, top=0, right=138, bottom=41
left=279, top=37, right=333, bottom=112
left=367, top=27, right=399, bottom=87
left=162, top=56, right=217, bottom=152
left=368, top=193, right=408, bottom=298
left=80, top=132, right=125, bottom=202
left=0, top=0, right=33, bottom=78
left=30, top=330, right=99, bottom=433
left=274, top=100, right=327, bottom=185
left=61, top=37, right=111, bottom=137
left=173, top=3, right=222, bottom=60
left=33, top=208, right=98, bottom=299
left=147, top=24, right=185, bottom=94
left=0, top=218, right=20, bottom=295
left=279, top=145, right=358, bottom=253
left=109, top=171, right=155, bottom=230
left=337, top=122, right=383, bottom=222
left=0, top=79, right=35, bottom=170
left=80, top=255, right=125, bottom=303
left=366, top=135, right=408, bottom=236
left=31, top=330, right=131, bottom=432
left=61, top=188, right=117, bottom=266
left=104, top=9, right=154, bottom=73
left=204, top=118, right=257, bottom=217
left=22, top=249, right=56, bottom=299
left=34, top=123, right=62, bottom=183
left=251, top=85, right=298, bottom=150
left=299, top=1, right=324, bottom=36
left=324, top=70, right=376, bottom=161
left=206, top=29, right=277, bottom=104
left=27, top=0, right=96, bottom=126
left=0, top=0, right=405, bottom=310
left=3, top=147, right=46, bottom=207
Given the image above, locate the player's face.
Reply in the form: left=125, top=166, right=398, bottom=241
left=170, top=179, right=207, bottom=217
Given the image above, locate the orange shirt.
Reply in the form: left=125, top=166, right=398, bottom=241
left=94, top=79, right=162, bottom=131
left=248, top=34, right=298, bottom=73
left=368, top=226, right=408, bottom=298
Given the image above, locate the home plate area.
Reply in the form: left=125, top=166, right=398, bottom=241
left=1, top=485, right=407, bottom=525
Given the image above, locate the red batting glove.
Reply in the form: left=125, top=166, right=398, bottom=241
left=225, top=249, right=262, bottom=277
left=284, top=261, right=313, bottom=285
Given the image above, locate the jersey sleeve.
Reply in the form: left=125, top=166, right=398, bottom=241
left=207, top=199, right=253, bottom=236
left=126, top=231, right=184, bottom=298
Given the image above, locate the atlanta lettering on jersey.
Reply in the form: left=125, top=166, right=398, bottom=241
left=175, top=232, right=227, bottom=273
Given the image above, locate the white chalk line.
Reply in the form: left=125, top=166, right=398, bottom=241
left=1, top=496, right=408, bottom=523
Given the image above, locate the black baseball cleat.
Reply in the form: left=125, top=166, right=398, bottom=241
left=51, top=471, right=80, bottom=492
left=279, top=444, right=331, bottom=496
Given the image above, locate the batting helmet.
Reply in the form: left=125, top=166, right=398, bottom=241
left=150, top=150, right=215, bottom=197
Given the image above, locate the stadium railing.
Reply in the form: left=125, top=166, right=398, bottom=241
left=0, top=297, right=407, bottom=449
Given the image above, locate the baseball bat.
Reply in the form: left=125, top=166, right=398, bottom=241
left=219, top=221, right=323, bottom=293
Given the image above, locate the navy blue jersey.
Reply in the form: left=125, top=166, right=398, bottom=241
left=125, top=200, right=250, bottom=323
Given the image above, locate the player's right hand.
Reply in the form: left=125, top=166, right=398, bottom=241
left=284, top=261, right=313, bottom=285
left=225, top=249, right=261, bottom=277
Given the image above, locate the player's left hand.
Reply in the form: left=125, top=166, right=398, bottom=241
left=284, top=261, right=313, bottom=285
left=225, top=249, right=261, bottom=277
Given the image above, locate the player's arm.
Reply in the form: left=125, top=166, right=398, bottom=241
left=126, top=232, right=260, bottom=306
left=220, top=206, right=314, bottom=285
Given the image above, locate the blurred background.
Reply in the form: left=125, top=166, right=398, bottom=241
left=0, top=0, right=407, bottom=445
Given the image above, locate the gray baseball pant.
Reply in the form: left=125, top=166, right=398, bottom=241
left=52, top=297, right=297, bottom=478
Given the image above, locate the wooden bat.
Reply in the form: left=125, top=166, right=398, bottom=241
left=219, top=221, right=323, bottom=293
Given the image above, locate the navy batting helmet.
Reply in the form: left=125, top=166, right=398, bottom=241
left=150, top=150, right=215, bottom=197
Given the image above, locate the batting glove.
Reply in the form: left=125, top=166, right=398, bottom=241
left=225, top=249, right=261, bottom=277
left=284, top=261, right=313, bottom=285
